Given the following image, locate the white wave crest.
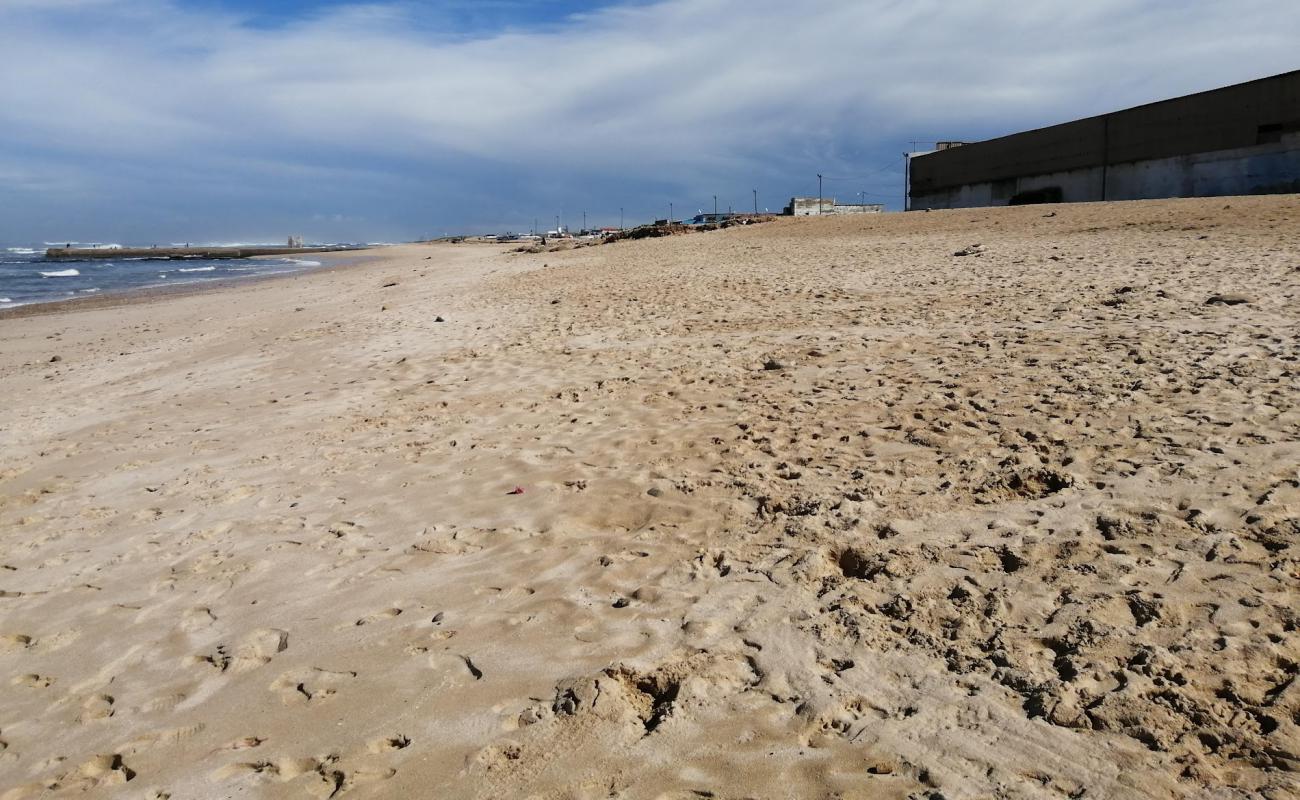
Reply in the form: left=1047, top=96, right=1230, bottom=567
left=41, top=268, right=80, bottom=277
left=178, top=266, right=216, bottom=272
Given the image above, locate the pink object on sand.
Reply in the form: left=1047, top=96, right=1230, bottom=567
left=507, top=486, right=525, bottom=495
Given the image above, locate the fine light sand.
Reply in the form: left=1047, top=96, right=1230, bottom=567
left=0, top=196, right=1297, bottom=799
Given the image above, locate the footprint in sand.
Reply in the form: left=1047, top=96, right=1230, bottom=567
left=138, top=692, right=188, bottom=714
left=232, top=628, right=289, bottom=671
left=188, top=645, right=232, bottom=672
left=180, top=606, right=216, bottom=631
left=74, top=753, right=135, bottom=788
left=351, top=607, right=403, bottom=627
left=803, top=695, right=880, bottom=747
left=211, top=755, right=347, bottom=799
left=270, top=667, right=357, bottom=705
left=77, top=693, right=115, bottom=723
left=427, top=652, right=483, bottom=684
left=119, top=722, right=207, bottom=751
left=0, top=633, right=33, bottom=651
left=366, top=734, right=411, bottom=753
left=209, top=760, right=279, bottom=782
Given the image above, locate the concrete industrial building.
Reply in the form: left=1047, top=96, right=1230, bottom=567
left=784, top=197, right=884, bottom=216
left=908, top=70, right=1300, bottom=210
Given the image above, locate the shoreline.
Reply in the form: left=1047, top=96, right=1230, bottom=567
left=43, top=245, right=360, bottom=261
left=0, top=247, right=381, bottom=320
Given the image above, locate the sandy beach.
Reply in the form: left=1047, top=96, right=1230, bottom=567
left=1, top=196, right=1297, bottom=799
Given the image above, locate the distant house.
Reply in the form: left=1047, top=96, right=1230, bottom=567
left=784, top=198, right=884, bottom=216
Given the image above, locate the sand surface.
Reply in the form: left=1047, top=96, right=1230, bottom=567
left=1, top=196, right=1297, bottom=799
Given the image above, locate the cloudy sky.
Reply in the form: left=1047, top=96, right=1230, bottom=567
left=1, top=0, right=1297, bottom=244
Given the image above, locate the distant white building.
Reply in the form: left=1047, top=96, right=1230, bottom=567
left=784, top=197, right=884, bottom=216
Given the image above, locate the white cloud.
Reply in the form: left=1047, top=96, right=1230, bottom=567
left=1, top=0, right=1297, bottom=235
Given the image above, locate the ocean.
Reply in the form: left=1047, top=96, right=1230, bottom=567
left=0, top=244, right=330, bottom=311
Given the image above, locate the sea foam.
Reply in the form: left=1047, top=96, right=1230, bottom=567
left=41, top=268, right=80, bottom=277
left=178, top=266, right=216, bottom=273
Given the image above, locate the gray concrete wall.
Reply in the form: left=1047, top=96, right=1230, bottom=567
left=910, top=70, right=1300, bottom=207
left=822, top=204, right=884, bottom=216
left=913, top=135, right=1300, bottom=210
left=785, top=198, right=884, bottom=216
left=788, top=197, right=830, bottom=215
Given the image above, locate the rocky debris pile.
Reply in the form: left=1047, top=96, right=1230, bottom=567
left=603, top=216, right=774, bottom=245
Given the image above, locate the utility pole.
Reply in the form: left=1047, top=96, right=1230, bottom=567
left=713, top=195, right=718, bottom=217
left=753, top=189, right=758, bottom=215
left=817, top=174, right=823, bottom=214
left=555, top=214, right=560, bottom=233
left=620, top=207, right=624, bottom=230
left=669, top=202, right=673, bottom=222
left=582, top=211, right=586, bottom=232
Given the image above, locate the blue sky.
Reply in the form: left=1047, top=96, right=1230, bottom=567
left=1, top=0, right=1297, bottom=244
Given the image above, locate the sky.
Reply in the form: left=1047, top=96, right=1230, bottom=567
left=1, top=0, right=1297, bottom=244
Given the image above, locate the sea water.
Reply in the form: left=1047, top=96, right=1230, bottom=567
left=0, top=244, right=328, bottom=310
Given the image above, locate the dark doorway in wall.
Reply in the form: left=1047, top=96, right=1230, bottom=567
left=1009, top=186, right=1064, bottom=205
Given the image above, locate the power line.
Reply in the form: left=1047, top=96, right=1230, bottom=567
left=817, top=156, right=906, bottom=182
left=820, top=169, right=902, bottom=182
